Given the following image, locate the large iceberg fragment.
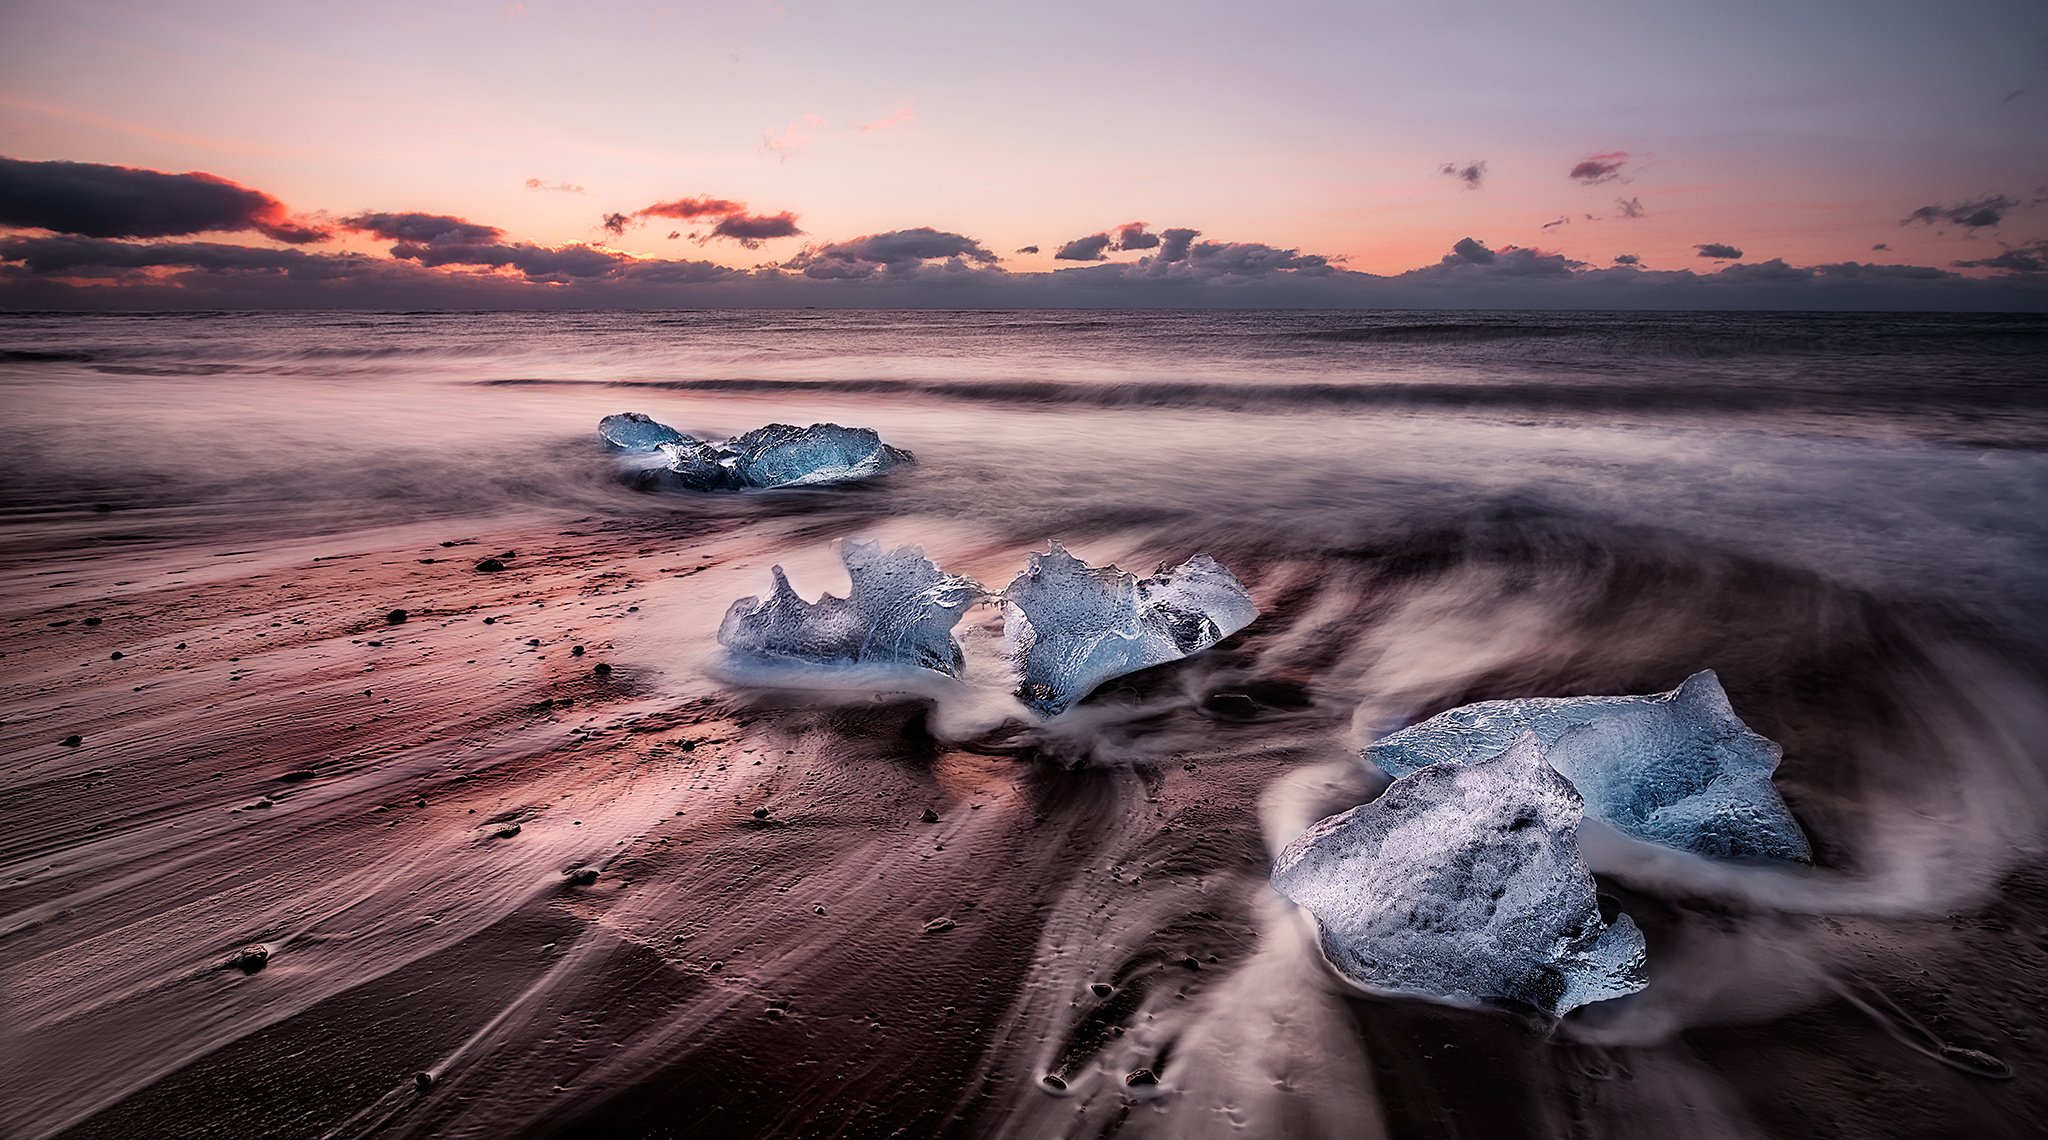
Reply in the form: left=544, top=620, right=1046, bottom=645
left=1273, top=734, right=1648, bottom=1016
left=1365, top=670, right=1809, bottom=862
left=606, top=416, right=915, bottom=491
left=1004, top=545, right=1258, bottom=716
left=718, top=540, right=982, bottom=677
left=598, top=412, right=697, bottom=451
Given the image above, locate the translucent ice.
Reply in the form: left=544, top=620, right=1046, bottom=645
left=1365, top=670, right=1809, bottom=862
left=1273, top=733, right=1648, bottom=1016
left=598, top=412, right=696, bottom=451
left=717, top=540, right=982, bottom=677
left=1004, top=545, right=1258, bottom=716
left=624, top=421, right=914, bottom=491
left=725, top=423, right=915, bottom=488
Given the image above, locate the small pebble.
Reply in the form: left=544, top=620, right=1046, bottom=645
left=565, top=868, right=598, bottom=886
left=571, top=645, right=585, bottom=657
left=1125, top=1068, right=1159, bottom=1087
left=232, top=944, right=269, bottom=973
left=386, top=609, right=408, bottom=624
left=1042, top=1074, right=1068, bottom=1091
left=593, top=663, right=612, bottom=676
left=921, top=808, right=940, bottom=823
left=60, top=734, right=82, bottom=747
left=752, top=806, right=770, bottom=819
left=83, top=616, right=102, bottom=627
left=109, top=651, right=123, bottom=660
left=474, top=558, right=506, bottom=573
left=1090, top=982, right=1113, bottom=997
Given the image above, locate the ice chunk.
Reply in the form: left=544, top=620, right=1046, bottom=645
left=598, top=412, right=696, bottom=451
left=1004, top=545, right=1258, bottom=716
left=726, top=423, right=915, bottom=489
left=621, top=421, right=914, bottom=491
left=718, top=540, right=982, bottom=677
left=1365, top=670, right=1809, bottom=862
left=1273, top=733, right=1648, bottom=1016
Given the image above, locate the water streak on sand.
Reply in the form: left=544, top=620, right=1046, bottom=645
left=3, top=311, right=2047, bottom=1138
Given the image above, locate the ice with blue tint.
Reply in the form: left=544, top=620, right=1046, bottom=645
left=1004, top=545, right=1258, bottom=716
left=1274, top=733, right=1648, bottom=1017
left=718, top=540, right=982, bottom=677
left=724, top=423, right=915, bottom=488
left=1365, top=670, right=1809, bottom=862
left=616, top=419, right=915, bottom=491
left=598, top=412, right=697, bottom=451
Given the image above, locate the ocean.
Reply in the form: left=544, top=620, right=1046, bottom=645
left=3, top=309, right=2046, bottom=1138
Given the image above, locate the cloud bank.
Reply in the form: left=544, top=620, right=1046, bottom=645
left=3, top=158, right=2044, bottom=311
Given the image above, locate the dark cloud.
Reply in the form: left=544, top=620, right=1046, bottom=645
left=1015, top=245, right=1040, bottom=255
left=1900, top=194, right=2017, bottom=229
left=611, top=196, right=803, bottom=246
left=1157, top=228, right=1199, bottom=264
left=389, top=239, right=622, bottom=279
left=1439, top=161, right=1486, bottom=189
left=524, top=178, right=586, bottom=194
left=1871, top=242, right=1890, bottom=251
left=1114, top=222, right=1160, bottom=251
left=1569, top=152, right=1629, bottom=184
left=1055, top=233, right=1115, bottom=261
left=1615, top=196, right=1645, bottom=219
left=0, top=156, right=328, bottom=243
left=785, top=227, right=1000, bottom=279
left=1953, top=240, right=2048, bottom=273
left=343, top=212, right=504, bottom=244
left=1541, top=216, right=1568, bottom=230
left=1446, top=237, right=1496, bottom=265
left=1424, top=238, right=1579, bottom=277
left=1181, top=241, right=1330, bottom=276
left=709, top=211, right=803, bottom=248
left=637, top=195, right=747, bottom=221
left=1695, top=242, right=1744, bottom=259
left=1614, top=253, right=1641, bottom=265
left=0, top=234, right=323, bottom=275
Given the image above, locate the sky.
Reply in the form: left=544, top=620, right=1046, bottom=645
left=2, top=0, right=2046, bottom=308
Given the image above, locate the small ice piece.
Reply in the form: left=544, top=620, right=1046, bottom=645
left=598, top=412, right=696, bottom=451
left=1273, top=733, right=1648, bottom=1016
left=617, top=420, right=914, bottom=491
left=718, top=540, right=982, bottom=676
left=726, top=423, right=915, bottom=489
left=1365, top=670, right=1809, bottom=862
left=1004, top=545, right=1258, bottom=716
left=654, top=441, right=746, bottom=491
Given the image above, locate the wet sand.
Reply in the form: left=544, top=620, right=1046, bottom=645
left=5, top=311, right=2048, bottom=1138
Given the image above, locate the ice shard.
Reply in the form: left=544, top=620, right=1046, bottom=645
left=717, top=540, right=982, bottom=677
left=1273, top=733, right=1648, bottom=1017
left=608, top=418, right=915, bottom=491
left=598, top=412, right=696, bottom=451
left=1364, top=670, right=1809, bottom=862
left=1004, top=545, right=1258, bottom=716
left=725, top=423, right=915, bottom=488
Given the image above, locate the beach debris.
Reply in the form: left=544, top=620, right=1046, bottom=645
left=719, top=540, right=983, bottom=678
left=1274, top=733, right=1647, bottom=1016
left=1365, top=670, right=1809, bottom=862
left=1004, top=545, right=1257, bottom=716
left=598, top=411, right=697, bottom=451
left=604, top=414, right=915, bottom=491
